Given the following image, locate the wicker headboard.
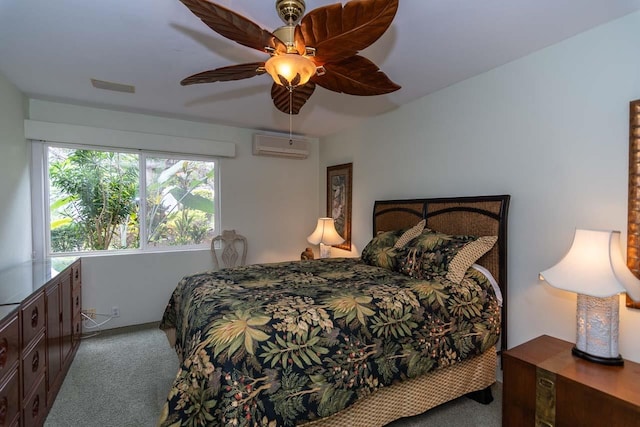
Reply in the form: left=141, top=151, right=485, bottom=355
left=372, top=195, right=510, bottom=352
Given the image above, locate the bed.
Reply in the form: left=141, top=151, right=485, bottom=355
left=158, top=195, right=510, bottom=426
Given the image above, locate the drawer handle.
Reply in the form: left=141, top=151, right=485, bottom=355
left=31, top=307, right=39, bottom=328
left=32, top=395, right=39, bottom=418
left=0, top=338, right=7, bottom=369
left=538, top=377, right=555, bottom=389
left=537, top=422, right=554, bottom=427
left=32, top=350, right=39, bottom=372
left=0, top=396, right=7, bottom=424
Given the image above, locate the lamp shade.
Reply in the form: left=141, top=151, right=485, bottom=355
left=265, top=53, right=316, bottom=88
left=307, top=218, right=345, bottom=246
left=540, top=229, right=640, bottom=299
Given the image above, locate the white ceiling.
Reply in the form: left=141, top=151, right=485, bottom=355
left=1, top=0, right=639, bottom=137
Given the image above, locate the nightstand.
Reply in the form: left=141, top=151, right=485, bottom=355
left=502, top=335, right=640, bottom=427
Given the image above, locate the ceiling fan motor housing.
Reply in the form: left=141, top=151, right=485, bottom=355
left=276, top=0, right=306, bottom=25
left=273, top=25, right=296, bottom=50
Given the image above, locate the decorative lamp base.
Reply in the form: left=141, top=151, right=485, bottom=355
left=575, top=294, right=622, bottom=364
left=319, top=243, right=331, bottom=259
left=571, top=346, right=624, bottom=366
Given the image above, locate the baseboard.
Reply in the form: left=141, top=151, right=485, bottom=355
left=82, top=321, right=159, bottom=338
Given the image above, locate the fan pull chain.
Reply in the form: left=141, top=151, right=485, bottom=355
left=289, top=88, right=293, bottom=144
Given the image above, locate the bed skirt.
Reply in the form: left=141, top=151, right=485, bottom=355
left=300, top=349, right=497, bottom=427
left=161, top=329, right=497, bottom=427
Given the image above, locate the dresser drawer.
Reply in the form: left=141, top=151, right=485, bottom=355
left=0, top=315, right=19, bottom=384
left=22, top=375, right=45, bottom=427
left=21, top=292, right=45, bottom=347
left=21, top=333, right=45, bottom=399
left=71, top=262, right=81, bottom=290
left=0, top=366, right=19, bottom=427
left=72, top=317, right=82, bottom=347
left=72, top=284, right=81, bottom=317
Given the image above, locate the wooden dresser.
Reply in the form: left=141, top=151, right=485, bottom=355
left=502, top=334, right=640, bottom=427
left=0, top=259, right=81, bottom=427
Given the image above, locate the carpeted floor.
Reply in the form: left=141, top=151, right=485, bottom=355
left=44, top=324, right=501, bottom=426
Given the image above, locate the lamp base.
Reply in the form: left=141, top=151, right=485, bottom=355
left=571, top=346, right=624, bottom=366
left=319, top=243, right=331, bottom=259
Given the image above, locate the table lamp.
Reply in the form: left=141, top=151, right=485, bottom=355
left=307, top=217, right=345, bottom=258
left=540, top=229, right=640, bottom=365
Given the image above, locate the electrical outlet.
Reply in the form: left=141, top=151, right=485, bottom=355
left=111, top=306, right=120, bottom=318
left=83, top=308, right=96, bottom=319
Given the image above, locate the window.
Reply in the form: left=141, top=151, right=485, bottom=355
left=39, top=143, right=219, bottom=256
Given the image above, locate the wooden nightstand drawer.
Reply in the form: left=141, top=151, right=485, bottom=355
left=21, top=292, right=45, bottom=347
left=503, top=335, right=640, bottom=427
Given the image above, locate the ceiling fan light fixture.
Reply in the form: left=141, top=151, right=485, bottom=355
left=265, top=53, right=316, bottom=88
left=178, top=0, right=400, bottom=114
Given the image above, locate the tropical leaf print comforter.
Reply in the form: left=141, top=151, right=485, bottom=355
left=158, top=257, right=500, bottom=427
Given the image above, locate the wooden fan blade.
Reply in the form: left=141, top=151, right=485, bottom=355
left=181, top=62, right=266, bottom=85
left=299, top=0, right=399, bottom=64
left=271, top=82, right=316, bottom=115
left=312, top=56, right=400, bottom=95
left=180, top=0, right=287, bottom=54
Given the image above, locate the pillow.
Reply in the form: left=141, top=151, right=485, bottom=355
left=397, top=230, right=497, bottom=284
left=361, top=219, right=429, bottom=269
left=446, top=236, right=498, bottom=283
left=393, top=219, right=426, bottom=249
left=471, top=264, right=502, bottom=306
left=360, top=229, right=405, bottom=270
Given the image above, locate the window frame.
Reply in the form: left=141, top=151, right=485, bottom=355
left=31, top=141, right=221, bottom=258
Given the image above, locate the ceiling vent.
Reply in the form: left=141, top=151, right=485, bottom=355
left=90, top=78, right=135, bottom=93
left=252, top=133, right=310, bottom=159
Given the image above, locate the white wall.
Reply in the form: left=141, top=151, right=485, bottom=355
left=0, top=73, right=31, bottom=270
left=320, top=12, right=640, bottom=361
left=28, top=100, right=320, bottom=328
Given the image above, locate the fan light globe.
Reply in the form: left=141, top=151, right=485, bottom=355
left=265, top=54, right=316, bottom=88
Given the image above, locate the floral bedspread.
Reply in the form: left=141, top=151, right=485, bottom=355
left=158, top=257, right=500, bottom=427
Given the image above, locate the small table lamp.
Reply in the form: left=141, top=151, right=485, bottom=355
left=307, top=217, right=345, bottom=258
left=540, top=229, right=640, bottom=366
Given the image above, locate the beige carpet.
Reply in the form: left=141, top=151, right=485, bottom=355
left=44, top=324, right=501, bottom=426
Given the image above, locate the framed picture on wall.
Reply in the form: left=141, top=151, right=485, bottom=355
left=326, top=163, right=352, bottom=251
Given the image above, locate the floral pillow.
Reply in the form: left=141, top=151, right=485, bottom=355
left=360, top=229, right=405, bottom=270
left=361, top=219, right=428, bottom=270
left=397, top=230, right=497, bottom=284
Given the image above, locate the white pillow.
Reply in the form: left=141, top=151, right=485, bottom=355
left=471, top=263, right=503, bottom=307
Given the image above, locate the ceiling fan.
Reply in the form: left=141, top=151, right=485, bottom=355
left=179, top=0, right=401, bottom=115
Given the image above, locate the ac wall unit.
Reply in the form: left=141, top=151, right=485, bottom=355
left=252, top=133, right=310, bottom=159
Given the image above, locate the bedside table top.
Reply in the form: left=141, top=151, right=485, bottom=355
left=505, top=334, right=640, bottom=407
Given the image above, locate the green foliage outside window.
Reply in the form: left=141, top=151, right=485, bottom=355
left=49, top=148, right=139, bottom=252
left=48, top=146, right=217, bottom=254
left=145, top=157, right=216, bottom=247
